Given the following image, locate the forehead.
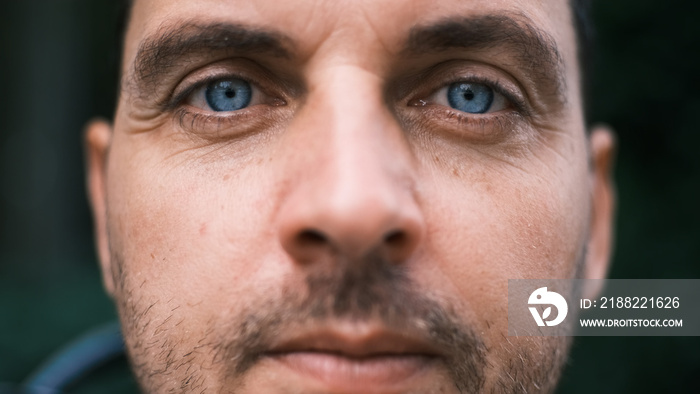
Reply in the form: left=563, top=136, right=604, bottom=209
left=124, top=0, right=577, bottom=73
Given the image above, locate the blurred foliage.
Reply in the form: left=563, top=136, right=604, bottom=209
left=0, top=0, right=698, bottom=392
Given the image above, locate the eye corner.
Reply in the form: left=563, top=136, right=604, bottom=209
left=411, top=77, right=531, bottom=118
left=407, top=98, right=429, bottom=107
left=269, top=97, right=287, bottom=107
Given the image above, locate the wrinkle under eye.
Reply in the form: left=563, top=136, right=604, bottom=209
left=205, top=79, right=252, bottom=112
left=446, top=83, right=494, bottom=114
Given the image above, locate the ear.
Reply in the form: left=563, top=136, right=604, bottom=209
left=85, top=119, right=115, bottom=296
left=582, top=125, right=616, bottom=297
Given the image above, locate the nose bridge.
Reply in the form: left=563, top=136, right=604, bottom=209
left=277, top=65, right=423, bottom=263
left=316, top=67, right=402, bottom=209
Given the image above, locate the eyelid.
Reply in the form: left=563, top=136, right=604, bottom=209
left=182, top=75, right=263, bottom=113
left=399, top=61, right=533, bottom=116
left=412, top=75, right=529, bottom=116
left=157, top=61, right=295, bottom=139
left=161, top=60, right=288, bottom=112
left=167, top=74, right=255, bottom=113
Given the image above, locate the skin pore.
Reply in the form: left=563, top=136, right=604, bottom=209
left=86, top=0, right=615, bottom=392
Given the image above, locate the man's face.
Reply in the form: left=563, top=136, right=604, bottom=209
left=87, top=0, right=614, bottom=392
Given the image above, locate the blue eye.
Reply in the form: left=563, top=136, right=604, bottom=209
left=205, top=79, right=252, bottom=112
left=446, top=83, right=494, bottom=114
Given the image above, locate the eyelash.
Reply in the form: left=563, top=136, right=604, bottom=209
left=476, top=77, right=528, bottom=115
left=166, top=73, right=250, bottom=111
left=165, top=72, right=285, bottom=133
left=165, top=70, right=529, bottom=140
left=174, top=107, right=237, bottom=131
left=399, top=73, right=532, bottom=143
left=417, top=75, right=529, bottom=116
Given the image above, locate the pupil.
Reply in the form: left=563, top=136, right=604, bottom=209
left=463, top=89, right=474, bottom=101
left=225, top=89, right=236, bottom=98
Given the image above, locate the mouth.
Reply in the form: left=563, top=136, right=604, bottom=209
left=263, top=322, right=443, bottom=391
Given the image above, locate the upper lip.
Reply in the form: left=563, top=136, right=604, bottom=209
left=266, top=322, right=443, bottom=359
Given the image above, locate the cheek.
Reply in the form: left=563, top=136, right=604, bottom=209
left=424, top=145, right=589, bottom=271
left=410, top=143, right=589, bottom=346
left=105, top=138, right=298, bottom=385
left=105, top=136, right=289, bottom=317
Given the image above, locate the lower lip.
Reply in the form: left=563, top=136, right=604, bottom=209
left=268, top=352, right=436, bottom=390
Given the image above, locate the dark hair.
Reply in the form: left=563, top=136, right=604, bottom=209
left=570, top=0, right=594, bottom=123
left=112, top=0, right=594, bottom=121
left=113, top=0, right=132, bottom=107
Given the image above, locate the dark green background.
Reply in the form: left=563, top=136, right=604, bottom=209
left=1, top=0, right=698, bottom=392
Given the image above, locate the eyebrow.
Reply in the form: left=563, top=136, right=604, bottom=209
left=130, top=22, right=292, bottom=91
left=403, top=14, right=567, bottom=103
left=127, top=15, right=566, bottom=107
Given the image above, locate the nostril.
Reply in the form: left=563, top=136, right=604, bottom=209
left=297, top=229, right=327, bottom=247
left=384, top=230, right=407, bottom=248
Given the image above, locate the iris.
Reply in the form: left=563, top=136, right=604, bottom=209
left=446, top=83, right=494, bottom=114
left=205, top=79, right=252, bottom=112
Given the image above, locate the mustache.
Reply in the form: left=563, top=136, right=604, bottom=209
left=215, top=252, right=488, bottom=393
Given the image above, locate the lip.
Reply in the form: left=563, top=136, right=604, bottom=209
left=263, top=323, right=443, bottom=391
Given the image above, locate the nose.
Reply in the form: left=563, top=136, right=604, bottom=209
left=276, top=67, right=425, bottom=265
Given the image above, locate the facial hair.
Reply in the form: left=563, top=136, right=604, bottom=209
left=115, top=249, right=571, bottom=393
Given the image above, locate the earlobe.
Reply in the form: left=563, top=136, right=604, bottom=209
left=583, top=125, right=617, bottom=297
left=85, top=119, right=115, bottom=296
